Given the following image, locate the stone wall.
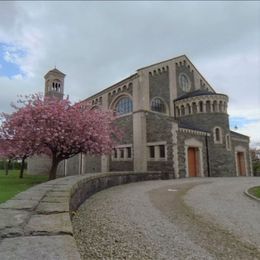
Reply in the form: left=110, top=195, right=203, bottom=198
left=109, top=160, right=133, bottom=171
left=109, top=115, right=133, bottom=171
left=176, top=63, right=196, bottom=96
left=66, top=155, right=80, bottom=176
left=0, top=171, right=170, bottom=260
left=177, top=131, right=209, bottom=178
left=149, top=70, right=170, bottom=105
left=84, top=155, right=101, bottom=173
left=146, top=112, right=174, bottom=174
left=178, top=113, right=235, bottom=177
left=28, top=155, right=66, bottom=177
left=231, top=132, right=252, bottom=176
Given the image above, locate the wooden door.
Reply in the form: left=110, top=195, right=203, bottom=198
left=237, top=152, right=246, bottom=176
left=188, top=147, right=198, bottom=177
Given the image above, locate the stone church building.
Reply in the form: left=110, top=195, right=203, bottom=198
left=28, top=55, right=252, bottom=178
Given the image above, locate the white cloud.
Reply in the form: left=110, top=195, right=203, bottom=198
left=235, top=120, right=260, bottom=148
left=0, top=1, right=259, bottom=146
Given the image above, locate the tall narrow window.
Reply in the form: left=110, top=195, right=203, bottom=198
left=127, top=147, right=131, bottom=158
left=159, top=145, right=165, bottom=158
left=120, top=149, right=124, bottom=158
left=214, top=127, right=222, bottom=144
left=181, top=105, right=185, bottom=116
left=215, top=128, right=220, bottom=142
left=192, top=102, right=197, bottom=113
left=226, top=134, right=231, bottom=150
left=149, top=146, right=155, bottom=158
left=199, top=101, right=203, bottom=112
left=114, top=149, right=117, bottom=159
left=187, top=104, right=191, bottom=114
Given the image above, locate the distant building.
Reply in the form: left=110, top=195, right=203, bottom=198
left=28, top=55, right=252, bottom=177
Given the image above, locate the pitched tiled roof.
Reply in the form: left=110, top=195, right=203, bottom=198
left=178, top=121, right=209, bottom=133
left=175, top=89, right=227, bottom=101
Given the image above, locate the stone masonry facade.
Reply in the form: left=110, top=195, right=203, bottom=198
left=28, top=55, right=252, bottom=178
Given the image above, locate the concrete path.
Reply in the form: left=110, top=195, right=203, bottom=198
left=72, top=177, right=260, bottom=259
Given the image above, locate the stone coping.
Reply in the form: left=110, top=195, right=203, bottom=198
left=0, top=171, right=172, bottom=260
left=244, top=186, right=260, bottom=202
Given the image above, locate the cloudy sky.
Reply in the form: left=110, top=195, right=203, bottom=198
left=0, top=1, right=259, bottom=146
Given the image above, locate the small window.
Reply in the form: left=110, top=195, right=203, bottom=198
left=120, top=149, right=124, bottom=158
left=114, top=149, right=117, bottom=159
left=151, top=98, right=166, bottom=113
left=176, top=107, right=180, bottom=117
left=187, top=104, right=191, bottom=114
left=213, top=101, right=218, bottom=112
left=159, top=145, right=165, bottom=158
left=226, top=134, right=231, bottom=150
left=115, top=97, right=133, bottom=115
left=192, top=102, right=197, bottom=113
left=127, top=147, right=131, bottom=158
left=199, top=101, right=203, bottom=112
left=215, top=128, right=220, bottom=142
left=181, top=105, right=185, bottom=116
left=214, top=127, right=222, bottom=144
left=149, top=146, right=155, bottom=158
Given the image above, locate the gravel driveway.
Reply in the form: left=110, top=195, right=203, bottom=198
left=72, top=177, right=260, bottom=259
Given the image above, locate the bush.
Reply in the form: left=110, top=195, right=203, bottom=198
left=0, top=160, right=27, bottom=170
left=253, top=160, right=260, bottom=176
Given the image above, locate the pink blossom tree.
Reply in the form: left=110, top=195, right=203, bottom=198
left=0, top=139, right=14, bottom=176
left=0, top=94, right=119, bottom=180
left=0, top=107, right=45, bottom=178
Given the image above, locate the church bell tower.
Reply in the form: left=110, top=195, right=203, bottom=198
left=44, top=68, right=66, bottom=99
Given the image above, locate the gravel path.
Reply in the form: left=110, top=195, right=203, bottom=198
left=184, top=177, right=260, bottom=251
left=72, top=177, right=260, bottom=259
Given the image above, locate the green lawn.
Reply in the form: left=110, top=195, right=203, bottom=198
left=0, top=170, right=48, bottom=203
left=248, top=186, right=260, bottom=199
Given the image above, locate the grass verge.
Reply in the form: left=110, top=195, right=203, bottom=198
left=0, top=170, right=48, bottom=203
left=248, top=186, right=260, bottom=199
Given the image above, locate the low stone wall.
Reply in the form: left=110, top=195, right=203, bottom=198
left=0, top=171, right=171, bottom=260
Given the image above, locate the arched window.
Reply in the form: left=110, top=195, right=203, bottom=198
left=187, top=104, right=191, bottom=114
left=213, top=127, right=222, bottom=144
left=226, top=134, right=231, bottom=150
left=206, top=100, right=211, bottom=112
left=219, top=101, right=223, bottom=112
left=151, top=98, right=166, bottom=113
left=199, top=101, right=203, bottom=112
left=192, top=102, right=197, bottom=113
left=181, top=105, right=185, bottom=116
left=115, top=96, right=133, bottom=115
left=215, top=128, right=220, bottom=141
left=176, top=107, right=180, bottom=117
left=213, top=100, right=218, bottom=112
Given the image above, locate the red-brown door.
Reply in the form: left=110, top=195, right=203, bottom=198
left=237, top=152, right=246, bottom=176
left=188, top=147, right=198, bottom=177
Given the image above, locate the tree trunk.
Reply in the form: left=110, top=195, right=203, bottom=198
left=49, top=156, right=59, bottom=180
left=19, top=157, right=26, bottom=179
left=5, top=159, right=11, bottom=175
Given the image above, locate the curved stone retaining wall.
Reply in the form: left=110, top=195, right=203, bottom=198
left=0, top=171, right=171, bottom=260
